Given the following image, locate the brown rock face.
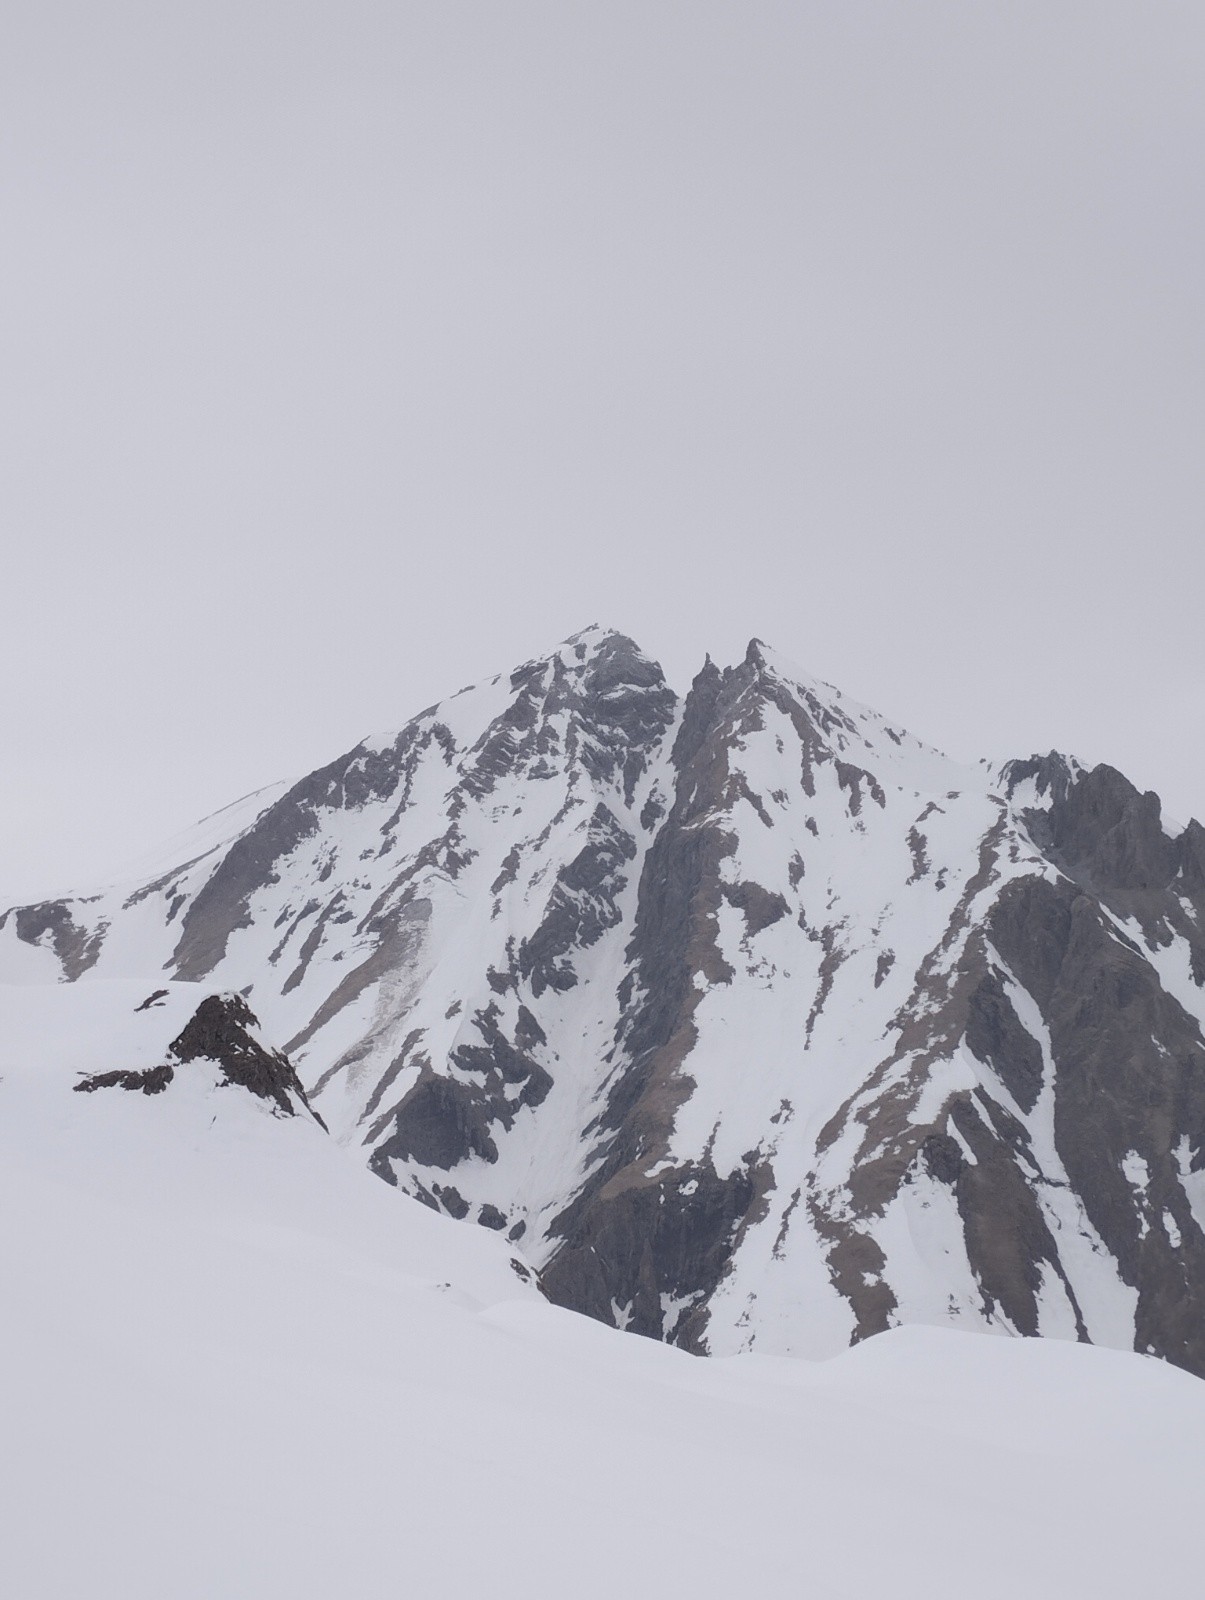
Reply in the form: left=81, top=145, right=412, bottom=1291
left=73, top=993, right=323, bottom=1127
left=169, top=993, right=325, bottom=1124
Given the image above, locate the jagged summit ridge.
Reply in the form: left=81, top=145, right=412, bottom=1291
left=3, top=629, right=1205, bottom=1376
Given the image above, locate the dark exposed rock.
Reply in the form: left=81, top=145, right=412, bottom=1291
left=514, top=1005, right=546, bottom=1052
left=478, top=1204, right=507, bottom=1231
left=460, top=630, right=675, bottom=807
left=541, top=1159, right=756, bottom=1349
left=330, top=745, right=612, bottom=1192
left=122, top=860, right=205, bottom=911
left=949, top=1093, right=1087, bottom=1341
left=432, top=1183, right=470, bottom=1219
left=669, top=655, right=725, bottom=770
left=373, top=1070, right=500, bottom=1172
left=75, top=1064, right=175, bottom=1095
left=906, top=827, right=931, bottom=883
left=807, top=1198, right=898, bottom=1344
left=572, top=632, right=678, bottom=803
left=169, top=782, right=325, bottom=980
left=10, top=900, right=106, bottom=979
left=459, top=679, right=544, bottom=799
left=518, top=805, right=636, bottom=996
left=997, top=751, right=1078, bottom=811
left=614, top=660, right=745, bottom=1074
left=921, top=1130, right=965, bottom=1184
left=539, top=656, right=799, bottom=1343
left=281, top=893, right=347, bottom=995
left=1037, top=763, right=1178, bottom=895
left=72, top=994, right=319, bottom=1123
left=804, top=922, right=848, bottom=1042
left=169, top=993, right=322, bottom=1123
left=722, top=880, right=788, bottom=937
left=1178, top=819, right=1205, bottom=898
left=806, top=822, right=1025, bottom=1343
left=1006, top=757, right=1205, bottom=966
left=964, top=968, right=1045, bottom=1113
left=639, top=792, right=665, bottom=831
left=987, top=873, right=1205, bottom=1374
left=359, top=1030, right=427, bottom=1124
left=835, top=760, right=886, bottom=816
left=451, top=1004, right=553, bottom=1108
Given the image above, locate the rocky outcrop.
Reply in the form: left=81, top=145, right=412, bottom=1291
left=76, top=1063, right=175, bottom=1095
left=542, top=1158, right=760, bottom=1346
left=3, top=900, right=107, bottom=979
left=168, top=993, right=323, bottom=1121
left=74, top=992, right=323, bottom=1124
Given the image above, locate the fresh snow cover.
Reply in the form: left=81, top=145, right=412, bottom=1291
left=2, top=978, right=1203, bottom=1600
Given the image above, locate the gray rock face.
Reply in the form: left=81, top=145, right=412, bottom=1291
left=517, top=803, right=637, bottom=996
left=7, top=629, right=1205, bottom=1377
left=4, top=900, right=107, bottom=979
left=372, top=1069, right=500, bottom=1172
left=542, top=1158, right=758, bottom=1345
left=987, top=875, right=1205, bottom=1372
left=536, top=656, right=768, bottom=1343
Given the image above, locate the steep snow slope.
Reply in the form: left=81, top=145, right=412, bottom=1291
left=2, top=982, right=1203, bottom=1600
left=4, top=627, right=1205, bottom=1375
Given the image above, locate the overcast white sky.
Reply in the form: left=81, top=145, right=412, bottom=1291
left=3, top=1, right=1203, bottom=901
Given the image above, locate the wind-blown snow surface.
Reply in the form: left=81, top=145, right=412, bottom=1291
left=2, top=981, right=1203, bottom=1600
left=5, top=626, right=1205, bottom=1376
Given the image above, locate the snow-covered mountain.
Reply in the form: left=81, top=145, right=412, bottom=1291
left=6, top=975, right=1203, bottom=1599
left=6, top=625, right=1205, bottom=1376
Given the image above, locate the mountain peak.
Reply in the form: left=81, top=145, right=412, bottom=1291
left=500, top=627, right=663, bottom=695
left=562, top=622, right=610, bottom=647
left=742, top=636, right=834, bottom=694
left=992, top=751, right=1084, bottom=804
left=734, top=637, right=954, bottom=781
left=559, top=623, right=643, bottom=658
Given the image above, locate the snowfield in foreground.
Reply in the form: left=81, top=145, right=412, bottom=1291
left=2, top=981, right=1203, bottom=1600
